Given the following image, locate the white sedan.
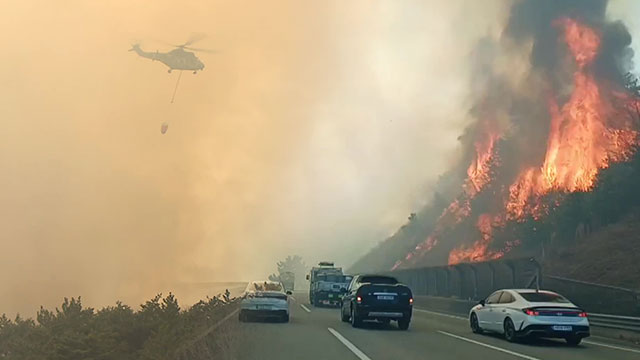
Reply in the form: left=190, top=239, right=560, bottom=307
left=469, top=289, right=590, bottom=345
left=239, top=280, right=292, bottom=323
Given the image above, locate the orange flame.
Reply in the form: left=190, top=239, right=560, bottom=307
left=396, top=17, right=640, bottom=270
left=557, top=17, right=600, bottom=68
left=448, top=214, right=506, bottom=264
left=507, top=18, right=639, bottom=220
left=466, top=128, right=500, bottom=196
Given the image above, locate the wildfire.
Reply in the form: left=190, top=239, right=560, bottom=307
left=466, top=127, right=500, bottom=196
left=394, top=16, right=640, bottom=270
left=507, top=18, right=639, bottom=220
left=396, top=125, right=500, bottom=269
left=556, top=17, right=600, bottom=68
left=448, top=214, right=505, bottom=264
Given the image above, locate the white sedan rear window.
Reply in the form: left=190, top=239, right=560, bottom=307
left=518, top=292, right=570, bottom=303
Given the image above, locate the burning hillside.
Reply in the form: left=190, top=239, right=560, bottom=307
left=392, top=0, right=640, bottom=270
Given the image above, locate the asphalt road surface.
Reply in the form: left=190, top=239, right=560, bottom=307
left=234, top=292, right=640, bottom=360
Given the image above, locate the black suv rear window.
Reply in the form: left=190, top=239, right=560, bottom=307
left=518, top=292, right=569, bottom=303
left=360, top=276, right=398, bottom=284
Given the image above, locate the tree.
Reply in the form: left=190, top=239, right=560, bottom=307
left=269, top=255, right=307, bottom=288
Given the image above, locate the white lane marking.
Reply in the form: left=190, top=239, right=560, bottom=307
left=300, top=304, right=311, bottom=313
left=414, top=308, right=466, bottom=320
left=290, top=295, right=296, bottom=301
left=583, top=340, right=640, bottom=354
left=438, top=331, right=541, bottom=360
left=327, top=327, right=372, bottom=360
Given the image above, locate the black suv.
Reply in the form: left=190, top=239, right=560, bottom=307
left=340, top=274, right=413, bottom=330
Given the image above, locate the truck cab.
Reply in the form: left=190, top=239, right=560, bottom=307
left=306, top=262, right=346, bottom=307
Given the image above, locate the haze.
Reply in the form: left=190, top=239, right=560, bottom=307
left=1, top=0, right=638, bottom=316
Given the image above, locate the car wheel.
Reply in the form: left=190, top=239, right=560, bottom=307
left=398, top=317, right=410, bottom=330
left=282, top=313, right=290, bottom=323
left=238, top=310, right=247, bottom=322
left=341, top=305, right=350, bottom=322
left=351, top=307, right=362, bottom=328
left=503, top=318, right=517, bottom=342
left=470, top=313, right=483, bottom=334
left=565, top=335, right=582, bottom=346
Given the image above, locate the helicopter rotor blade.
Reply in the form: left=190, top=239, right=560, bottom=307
left=183, top=46, right=218, bottom=54
left=184, top=33, right=207, bottom=46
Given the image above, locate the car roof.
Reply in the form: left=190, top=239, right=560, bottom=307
left=506, top=289, right=558, bottom=294
left=358, top=274, right=396, bottom=278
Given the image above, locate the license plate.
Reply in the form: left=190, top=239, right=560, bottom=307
left=552, top=325, right=572, bottom=331
left=377, top=295, right=394, bottom=300
left=328, top=294, right=334, bottom=298
left=256, top=305, right=271, bottom=310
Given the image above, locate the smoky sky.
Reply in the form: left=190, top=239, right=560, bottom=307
left=1, top=0, right=638, bottom=316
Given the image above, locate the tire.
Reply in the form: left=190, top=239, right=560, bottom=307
left=341, top=305, right=350, bottom=322
left=503, top=318, right=517, bottom=343
left=282, top=313, right=290, bottom=323
left=351, top=306, right=362, bottom=328
left=238, top=310, right=247, bottom=322
left=470, top=313, right=483, bottom=334
left=565, top=336, right=582, bottom=346
left=398, top=317, right=410, bottom=331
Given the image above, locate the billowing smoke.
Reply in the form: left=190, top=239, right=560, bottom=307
left=0, top=0, right=509, bottom=316
left=393, top=0, right=640, bottom=270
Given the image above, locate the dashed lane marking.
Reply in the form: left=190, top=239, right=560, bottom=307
left=327, top=327, right=372, bottom=360
left=438, top=331, right=541, bottom=360
left=300, top=304, right=311, bottom=313
left=414, top=308, right=466, bottom=320
left=583, top=340, right=640, bottom=354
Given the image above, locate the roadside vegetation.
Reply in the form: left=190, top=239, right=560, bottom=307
left=0, top=292, right=237, bottom=360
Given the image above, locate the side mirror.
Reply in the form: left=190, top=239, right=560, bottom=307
left=306, top=274, right=310, bottom=280
left=478, top=299, right=485, bottom=306
left=286, top=290, right=292, bottom=295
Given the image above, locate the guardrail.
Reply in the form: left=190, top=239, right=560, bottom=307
left=414, top=295, right=640, bottom=334
left=588, top=313, right=640, bottom=333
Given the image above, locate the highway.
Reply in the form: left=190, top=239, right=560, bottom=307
left=234, top=292, right=640, bottom=360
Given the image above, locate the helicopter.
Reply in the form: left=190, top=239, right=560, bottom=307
left=129, top=36, right=215, bottom=74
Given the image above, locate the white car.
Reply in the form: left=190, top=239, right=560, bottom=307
left=469, top=289, right=590, bottom=345
left=239, top=280, right=292, bottom=322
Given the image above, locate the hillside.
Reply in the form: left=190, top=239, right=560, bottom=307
left=544, top=211, right=640, bottom=290
left=350, top=143, right=640, bottom=288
